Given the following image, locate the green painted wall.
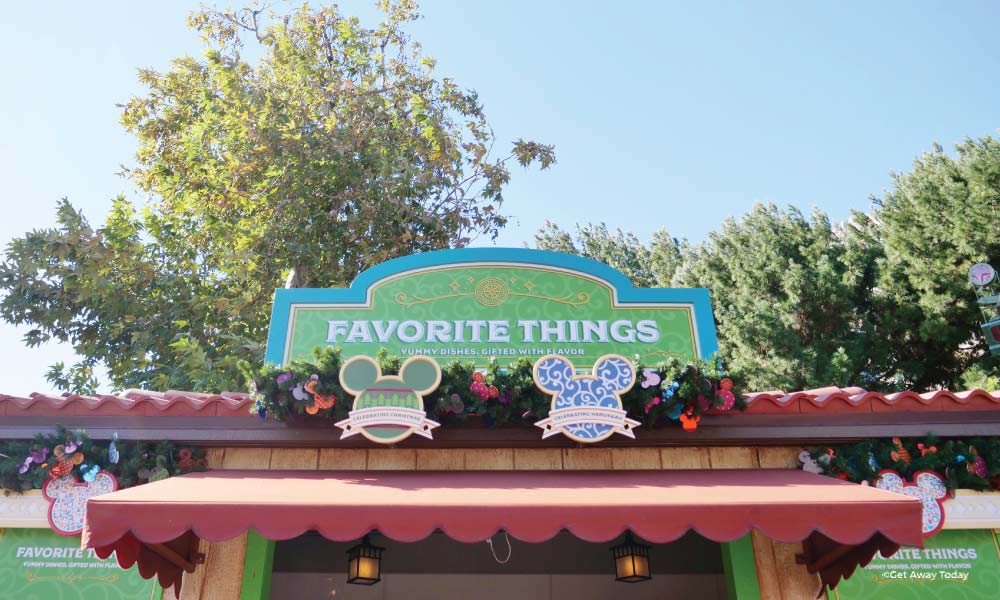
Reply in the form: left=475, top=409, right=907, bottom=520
left=241, top=531, right=275, bottom=600
left=722, top=535, right=761, bottom=600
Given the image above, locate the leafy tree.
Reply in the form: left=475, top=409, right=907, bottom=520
left=534, top=221, right=675, bottom=288
left=536, top=205, right=878, bottom=392
left=863, top=136, right=1000, bottom=389
left=0, top=2, right=554, bottom=393
left=675, top=204, right=875, bottom=391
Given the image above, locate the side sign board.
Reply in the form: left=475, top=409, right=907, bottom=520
left=832, top=529, right=1000, bottom=600
left=0, top=527, right=159, bottom=599
left=265, top=248, right=718, bottom=368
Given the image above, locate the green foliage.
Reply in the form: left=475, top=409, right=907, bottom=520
left=861, top=136, right=1000, bottom=389
left=0, top=426, right=207, bottom=493
left=808, top=435, right=1000, bottom=492
left=538, top=206, right=872, bottom=391
left=676, top=205, right=871, bottom=391
left=535, top=221, right=664, bottom=288
left=250, top=346, right=743, bottom=428
left=1, top=2, right=553, bottom=393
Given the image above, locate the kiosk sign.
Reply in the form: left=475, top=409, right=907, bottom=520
left=0, top=527, right=158, bottom=599
left=832, top=529, right=1000, bottom=599
left=266, top=248, right=718, bottom=368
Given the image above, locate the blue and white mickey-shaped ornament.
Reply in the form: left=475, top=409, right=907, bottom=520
left=532, top=353, right=639, bottom=443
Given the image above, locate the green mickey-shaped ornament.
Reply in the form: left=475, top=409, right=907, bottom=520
left=338, top=355, right=442, bottom=444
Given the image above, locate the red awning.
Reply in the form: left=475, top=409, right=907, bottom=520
left=83, top=469, right=923, bottom=596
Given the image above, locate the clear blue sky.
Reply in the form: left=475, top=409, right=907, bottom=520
left=1, top=1, right=998, bottom=395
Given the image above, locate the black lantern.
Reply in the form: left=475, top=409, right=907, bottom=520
left=611, top=532, right=652, bottom=582
left=346, top=536, right=384, bottom=585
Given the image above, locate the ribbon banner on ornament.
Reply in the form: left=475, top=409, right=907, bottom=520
left=534, top=406, right=640, bottom=440
left=532, top=354, right=639, bottom=443
left=335, top=406, right=440, bottom=440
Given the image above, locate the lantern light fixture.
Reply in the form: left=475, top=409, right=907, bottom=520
left=611, top=531, right=652, bottom=583
left=346, top=535, right=384, bottom=585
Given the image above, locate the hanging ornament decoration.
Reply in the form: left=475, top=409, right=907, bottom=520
left=291, top=382, right=310, bottom=402
left=48, top=444, right=85, bottom=479
left=679, top=412, right=700, bottom=432
left=498, top=389, right=513, bottom=405
left=890, top=437, right=912, bottom=465
left=968, top=446, right=988, bottom=478
left=304, top=377, right=337, bottom=415
left=470, top=371, right=491, bottom=401
left=640, top=369, right=662, bottom=389
left=79, top=464, right=101, bottom=483
left=148, top=456, right=171, bottom=482
left=532, top=354, right=639, bottom=443
left=800, top=449, right=832, bottom=475
left=19, top=447, right=48, bottom=475
left=43, top=471, right=118, bottom=536
left=917, top=443, right=937, bottom=457
left=875, top=470, right=948, bottom=536
left=799, top=451, right=824, bottom=474
left=108, top=432, right=120, bottom=464
left=335, top=356, right=443, bottom=444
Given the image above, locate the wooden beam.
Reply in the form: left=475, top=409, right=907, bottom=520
left=146, top=542, right=201, bottom=574
left=2, top=411, right=1000, bottom=447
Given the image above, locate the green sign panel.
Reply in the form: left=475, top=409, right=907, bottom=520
left=265, top=249, right=718, bottom=367
left=0, top=528, right=159, bottom=599
left=832, top=529, right=1000, bottom=599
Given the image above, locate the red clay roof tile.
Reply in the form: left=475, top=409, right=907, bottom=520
left=0, top=389, right=253, bottom=418
left=742, top=388, right=1000, bottom=414
left=3, top=387, right=999, bottom=418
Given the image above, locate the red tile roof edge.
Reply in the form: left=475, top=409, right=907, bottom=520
left=741, top=388, right=1000, bottom=414
left=0, top=390, right=253, bottom=418
left=3, top=386, right=999, bottom=418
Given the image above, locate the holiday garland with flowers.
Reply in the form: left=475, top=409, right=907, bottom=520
left=805, top=435, right=1000, bottom=492
left=247, top=347, right=745, bottom=431
left=0, top=426, right=208, bottom=493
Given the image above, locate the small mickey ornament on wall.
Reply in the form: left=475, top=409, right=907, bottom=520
left=875, top=469, right=948, bottom=537
left=43, top=471, right=118, bottom=536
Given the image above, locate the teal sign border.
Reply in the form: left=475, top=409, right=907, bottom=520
left=264, top=248, right=719, bottom=365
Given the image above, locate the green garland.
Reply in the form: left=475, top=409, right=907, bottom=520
left=808, top=436, right=1000, bottom=492
left=248, top=347, right=745, bottom=429
left=0, top=426, right=208, bottom=493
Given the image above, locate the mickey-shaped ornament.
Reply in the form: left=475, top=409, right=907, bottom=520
left=532, top=354, right=639, bottom=443
left=336, top=355, right=442, bottom=444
